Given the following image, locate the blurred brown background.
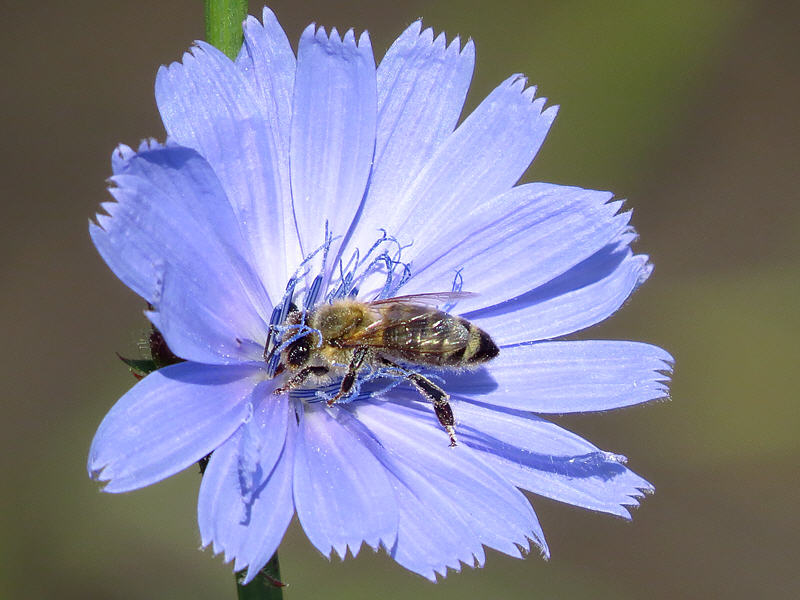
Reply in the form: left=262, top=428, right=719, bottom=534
left=1, top=1, right=797, bottom=598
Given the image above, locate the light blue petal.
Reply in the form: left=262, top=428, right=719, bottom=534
left=368, top=76, right=557, bottom=255
left=402, top=183, right=630, bottom=312
left=236, top=421, right=296, bottom=583
left=155, top=39, right=297, bottom=302
left=199, top=384, right=289, bottom=557
left=109, top=142, right=136, bottom=172
left=197, top=429, right=244, bottom=560
left=452, top=400, right=654, bottom=517
left=465, top=241, right=652, bottom=343
left=331, top=406, right=482, bottom=579
left=290, top=26, right=377, bottom=261
left=445, top=340, right=672, bottom=413
left=197, top=388, right=296, bottom=583
left=145, top=266, right=265, bottom=365
left=88, top=362, right=261, bottom=493
left=352, top=397, right=547, bottom=578
left=388, top=476, right=480, bottom=580
left=90, top=146, right=270, bottom=364
left=235, top=8, right=302, bottom=292
left=293, top=403, right=397, bottom=559
left=237, top=9, right=295, bottom=146
left=348, top=23, right=474, bottom=255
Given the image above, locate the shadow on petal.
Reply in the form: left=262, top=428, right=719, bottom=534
left=463, top=240, right=629, bottom=321
left=462, top=425, right=629, bottom=481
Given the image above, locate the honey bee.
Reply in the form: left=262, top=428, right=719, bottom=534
left=268, top=292, right=499, bottom=446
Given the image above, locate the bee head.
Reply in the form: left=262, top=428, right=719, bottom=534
left=284, top=334, right=312, bottom=368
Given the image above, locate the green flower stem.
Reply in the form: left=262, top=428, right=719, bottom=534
left=236, top=553, right=285, bottom=600
left=203, top=0, right=248, bottom=59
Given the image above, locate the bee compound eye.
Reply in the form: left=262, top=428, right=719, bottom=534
left=286, top=337, right=311, bottom=367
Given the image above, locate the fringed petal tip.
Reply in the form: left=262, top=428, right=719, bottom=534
left=110, top=143, right=134, bottom=171
left=612, top=494, right=655, bottom=522
left=511, top=528, right=550, bottom=562
left=257, top=6, right=280, bottom=27
left=316, top=538, right=392, bottom=563
left=231, top=539, right=396, bottom=585
left=192, top=40, right=235, bottom=62
left=86, top=438, right=118, bottom=492
left=200, top=542, right=260, bottom=586
left=408, top=531, right=548, bottom=582
left=502, top=73, right=560, bottom=119
left=513, top=531, right=551, bottom=562
left=85, top=460, right=145, bottom=495
left=656, top=347, right=676, bottom=368
left=109, top=139, right=166, bottom=174
left=165, top=40, right=227, bottom=71
left=86, top=459, right=108, bottom=486
left=413, top=20, right=475, bottom=59
left=636, top=256, right=655, bottom=288
left=606, top=475, right=656, bottom=521
left=408, top=552, right=479, bottom=583
left=301, top=23, right=373, bottom=53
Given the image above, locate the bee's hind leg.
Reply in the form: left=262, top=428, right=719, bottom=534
left=378, top=358, right=457, bottom=447
left=328, top=346, right=370, bottom=406
left=410, top=373, right=458, bottom=448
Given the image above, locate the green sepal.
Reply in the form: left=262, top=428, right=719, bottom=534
left=116, top=353, right=159, bottom=377
left=236, top=552, right=285, bottom=600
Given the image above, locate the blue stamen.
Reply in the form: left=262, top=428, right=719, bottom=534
left=325, top=230, right=413, bottom=301
left=451, top=269, right=464, bottom=293
left=275, top=323, right=323, bottom=350
left=285, top=224, right=338, bottom=300
left=266, top=352, right=281, bottom=377
left=305, top=274, right=323, bottom=308
left=443, top=268, right=464, bottom=312
left=266, top=227, right=339, bottom=376
left=265, top=278, right=296, bottom=376
left=277, top=279, right=296, bottom=324
left=263, top=304, right=283, bottom=353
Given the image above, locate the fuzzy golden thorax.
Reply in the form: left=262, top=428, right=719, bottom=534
left=308, top=300, right=378, bottom=343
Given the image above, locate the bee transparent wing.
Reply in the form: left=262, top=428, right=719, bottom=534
left=345, top=303, right=470, bottom=354
left=368, top=291, right=476, bottom=307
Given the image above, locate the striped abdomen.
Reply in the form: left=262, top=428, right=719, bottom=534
left=362, top=305, right=499, bottom=368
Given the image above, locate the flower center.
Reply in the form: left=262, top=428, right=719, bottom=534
left=263, top=229, right=413, bottom=392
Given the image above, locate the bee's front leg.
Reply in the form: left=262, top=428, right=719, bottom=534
left=274, top=365, right=329, bottom=395
left=328, top=346, right=370, bottom=406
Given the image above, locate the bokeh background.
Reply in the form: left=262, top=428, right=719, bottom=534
left=2, top=1, right=797, bottom=598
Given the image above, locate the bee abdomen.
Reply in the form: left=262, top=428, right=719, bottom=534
left=444, top=321, right=499, bottom=366
left=378, top=308, right=499, bottom=368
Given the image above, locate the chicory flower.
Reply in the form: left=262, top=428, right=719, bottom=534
left=88, top=7, right=672, bottom=582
